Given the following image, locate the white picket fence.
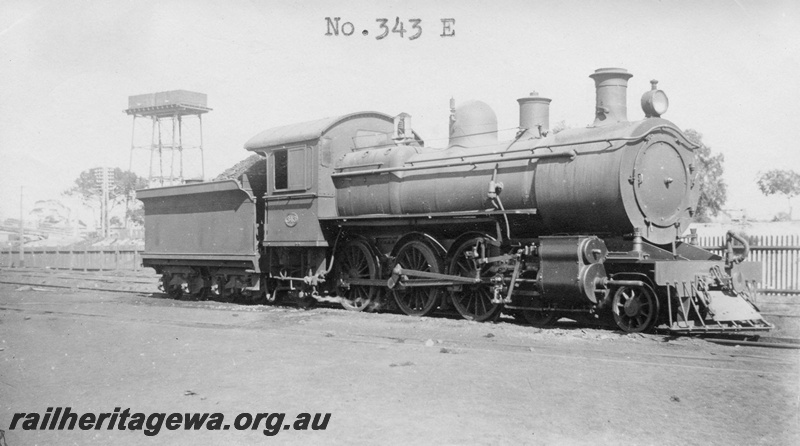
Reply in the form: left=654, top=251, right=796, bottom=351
left=0, top=248, right=142, bottom=271
left=695, top=234, right=799, bottom=294
left=1, top=235, right=797, bottom=293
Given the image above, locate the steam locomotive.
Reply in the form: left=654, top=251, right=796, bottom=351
left=138, top=67, right=771, bottom=334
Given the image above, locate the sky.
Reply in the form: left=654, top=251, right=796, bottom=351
left=1, top=0, right=799, bottom=224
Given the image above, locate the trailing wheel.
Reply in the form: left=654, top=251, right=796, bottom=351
left=264, top=278, right=280, bottom=305
left=611, top=285, right=659, bottom=333
left=448, top=237, right=502, bottom=322
left=335, top=239, right=380, bottom=311
left=392, top=240, right=443, bottom=316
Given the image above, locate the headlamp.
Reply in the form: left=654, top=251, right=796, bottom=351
left=641, top=80, right=669, bottom=118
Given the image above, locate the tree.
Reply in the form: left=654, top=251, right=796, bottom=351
left=63, top=168, right=148, bottom=228
left=683, top=129, right=727, bottom=222
left=29, top=200, right=70, bottom=226
left=126, top=201, right=145, bottom=226
left=757, top=169, right=800, bottom=220
left=550, top=120, right=571, bottom=135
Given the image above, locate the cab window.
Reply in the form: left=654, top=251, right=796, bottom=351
left=273, top=147, right=306, bottom=191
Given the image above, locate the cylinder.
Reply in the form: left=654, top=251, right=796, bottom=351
left=538, top=236, right=608, bottom=304
left=517, top=91, right=551, bottom=135
left=589, top=68, right=633, bottom=126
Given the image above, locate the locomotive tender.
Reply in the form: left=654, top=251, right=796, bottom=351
left=138, top=67, right=771, bottom=334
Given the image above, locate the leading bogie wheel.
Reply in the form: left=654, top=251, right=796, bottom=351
left=611, top=285, right=659, bottom=333
left=515, top=297, right=559, bottom=328
left=449, top=237, right=503, bottom=322
left=392, top=240, right=443, bottom=317
left=335, top=239, right=380, bottom=312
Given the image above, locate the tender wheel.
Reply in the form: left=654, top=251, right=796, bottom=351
left=335, top=239, right=380, bottom=312
left=611, top=285, right=658, bottom=333
left=185, top=272, right=206, bottom=300
left=392, top=240, right=443, bottom=316
left=166, top=284, right=183, bottom=300
left=516, top=297, right=558, bottom=327
left=161, top=273, right=183, bottom=299
left=449, top=237, right=502, bottom=322
left=214, top=275, right=237, bottom=302
left=207, top=276, right=226, bottom=301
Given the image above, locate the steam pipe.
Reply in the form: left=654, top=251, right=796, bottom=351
left=331, top=150, right=576, bottom=178
left=600, top=279, right=646, bottom=288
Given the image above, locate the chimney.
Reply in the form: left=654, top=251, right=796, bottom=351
left=589, top=68, right=633, bottom=126
left=517, top=91, right=551, bottom=136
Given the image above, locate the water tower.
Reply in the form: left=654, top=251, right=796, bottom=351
left=125, top=90, right=211, bottom=187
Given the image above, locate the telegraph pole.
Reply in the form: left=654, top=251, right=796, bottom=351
left=102, top=167, right=108, bottom=238
left=94, top=167, right=111, bottom=238
left=18, top=186, right=24, bottom=267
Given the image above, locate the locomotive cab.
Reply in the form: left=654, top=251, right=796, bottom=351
left=244, top=112, right=422, bottom=288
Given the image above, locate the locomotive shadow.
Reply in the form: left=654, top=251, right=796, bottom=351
left=147, top=289, right=650, bottom=337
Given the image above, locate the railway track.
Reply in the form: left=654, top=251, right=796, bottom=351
left=0, top=267, right=157, bottom=294
left=0, top=267, right=158, bottom=285
left=700, top=336, right=800, bottom=349
left=3, top=268, right=799, bottom=350
left=0, top=279, right=147, bottom=295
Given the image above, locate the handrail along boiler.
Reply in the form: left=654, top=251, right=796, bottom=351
left=138, top=68, right=771, bottom=334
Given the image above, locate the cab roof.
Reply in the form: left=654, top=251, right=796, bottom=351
left=243, top=111, right=422, bottom=151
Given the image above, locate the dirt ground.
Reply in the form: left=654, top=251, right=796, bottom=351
left=1, top=270, right=799, bottom=445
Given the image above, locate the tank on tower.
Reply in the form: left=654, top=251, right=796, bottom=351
left=125, top=90, right=211, bottom=187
